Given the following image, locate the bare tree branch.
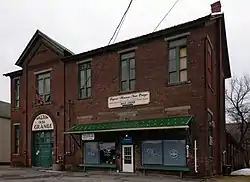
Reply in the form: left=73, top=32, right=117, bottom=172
left=226, top=75, right=250, bottom=167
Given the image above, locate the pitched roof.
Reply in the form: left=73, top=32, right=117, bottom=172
left=61, top=14, right=230, bottom=78
left=15, top=30, right=74, bottom=67
left=3, top=69, right=22, bottom=78
left=0, top=101, right=10, bottom=119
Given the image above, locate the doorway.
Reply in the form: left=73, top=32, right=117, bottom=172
left=122, top=145, right=134, bottom=172
left=32, top=131, right=53, bottom=168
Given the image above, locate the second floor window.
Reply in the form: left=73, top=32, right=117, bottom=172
left=79, top=62, right=91, bottom=98
left=36, top=72, right=51, bottom=104
left=168, top=38, right=188, bottom=84
left=207, top=40, right=213, bottom=88
left=14, top=78, right=20, bottom=108
left=120, top=52, right=135, bottom=92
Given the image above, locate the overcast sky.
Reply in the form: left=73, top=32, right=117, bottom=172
left=0, top=0, right=249, bottom=102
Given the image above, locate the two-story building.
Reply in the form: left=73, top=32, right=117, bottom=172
left=4, top=1, right=231, bottom=177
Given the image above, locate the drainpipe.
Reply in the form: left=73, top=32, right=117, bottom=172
left=194, top=140, right=198, bottom=173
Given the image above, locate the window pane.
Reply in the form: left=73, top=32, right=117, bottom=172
left=169, top=72, right=178, bottom=83
left=44, top=78, right=50, bottom=94
left=180, top=70, right=187, bottom=82
left=38, top=79, right=44, bottom=94
left=121, top=81, right=128, bottom=91
left=129, top=80, right=135, bottom=90
left=16, top=85, right=20, bottom=99
left=169, top=49, right=176, bottom=60
left=99, top=142, right=116, bottom=164
left=169, top=60, right=177, bottom=72
left=87, top=88, right=91, bottom=97
left=163, top=140, right=186, bottom=166
left=121, top=52, right=135, bottom=60
left=80, top=70, right=86, bottom=88
left=84, top=142, right=99, bottom=164
left=15, top=100, right=19, bottom=108
left=86, top=62, right=91, bottom=69
left=130, top=59, right=135, bottom=69
left=180, top=47, right=187, bottom=57
left=38, top=73, right=50, bottom=79
left=45, top=94, right=51, bottom=103
left=208, top=112, right=212, bottom=122
left=86, top=69, right=91, bottom=87
left=169, top=38, right=186, bottom=48
left=130, top=69, right=135, bottom=80
left=121, top=61, right=128, bottom=81
left=80, top=88, right=86, bottom=98
left=142, top=140, right=163, bottom=165
left=180, top=57, right=187, bottom=70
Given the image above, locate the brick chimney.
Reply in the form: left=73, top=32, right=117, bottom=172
left=211, top=1, right=221, bottom=13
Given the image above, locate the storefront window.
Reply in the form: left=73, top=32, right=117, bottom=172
left=99, top=142, right=116, bottom=164
left=163, top=140, right=186, bottom=166
left=141, top=140, right=186, bottom=166
left=84, top=142, right=99, bottom=164
left=84, top=142, right=116, bottom=165
left=142, top=140, right=163, bottom=165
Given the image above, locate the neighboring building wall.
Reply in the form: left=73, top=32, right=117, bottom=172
left=0, top=117, right=11, bottom=164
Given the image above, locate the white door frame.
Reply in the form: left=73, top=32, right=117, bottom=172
left=122, top=145, right=134, bottom=173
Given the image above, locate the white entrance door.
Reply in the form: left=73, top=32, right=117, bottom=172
left=122, top=145, right=134, bottom=172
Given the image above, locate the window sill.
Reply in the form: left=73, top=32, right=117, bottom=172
left=34, top=102, right=52, bottom=107
left=12, top=107, right=20, bottom=112
left=12, top=153, right=20, bottom=156
left=166, top=80, right=191, bottom=87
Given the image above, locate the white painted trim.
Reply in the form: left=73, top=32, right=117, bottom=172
left=77, top=58, right=92, bottom=64
left=117, top=47, right=138, bottom=54
left=34, top=68, right=52, bottom=75
left=64, top=125, right=189, bottom=134
left=164, top=32, right=190, bottom=41
left=13, top=123, right=20, bottom=126
left=13, top=77, right=20, bottom=80
left=206, top=35, right=214, bottom=50
left=207, top=108, right=214, bottom=115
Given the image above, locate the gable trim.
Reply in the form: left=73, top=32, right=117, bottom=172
left=15, top=30, right=74, bottom=67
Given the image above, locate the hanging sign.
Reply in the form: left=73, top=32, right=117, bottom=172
left=108, top=91, right=150, bottom=108
left=32, top=114, right=54, bottom=131
left=82, top=133, right=95, bottom=141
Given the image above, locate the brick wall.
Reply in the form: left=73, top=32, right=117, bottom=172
left=9, top=17, right=227, bottom=176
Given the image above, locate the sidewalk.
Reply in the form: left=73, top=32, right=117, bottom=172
left=0, top=166, right=63, bottom=180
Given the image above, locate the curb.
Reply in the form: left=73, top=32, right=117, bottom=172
left=1, top=173, right=63, bottom=180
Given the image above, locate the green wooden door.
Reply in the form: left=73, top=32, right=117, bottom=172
left=33, top=131, right=53, bottom=168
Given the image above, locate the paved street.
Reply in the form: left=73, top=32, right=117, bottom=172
left=0, top=166, right=199, bottom=182
left=0, top=166, right=249, bottom=182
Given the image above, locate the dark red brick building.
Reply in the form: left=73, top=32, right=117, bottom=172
left=4, top=2, right=231, bottom=177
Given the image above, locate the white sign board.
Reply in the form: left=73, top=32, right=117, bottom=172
left=32, top=114, right=54, bottom=131
left=108, top=91, right=150, bottom=109
left=82, top=133, right=95, bottom=141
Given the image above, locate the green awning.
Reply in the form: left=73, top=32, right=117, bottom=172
left=64, top=115, right=192, bottom=134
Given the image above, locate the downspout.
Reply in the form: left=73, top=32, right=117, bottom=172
left=194, top=140, right=198, bottom=173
